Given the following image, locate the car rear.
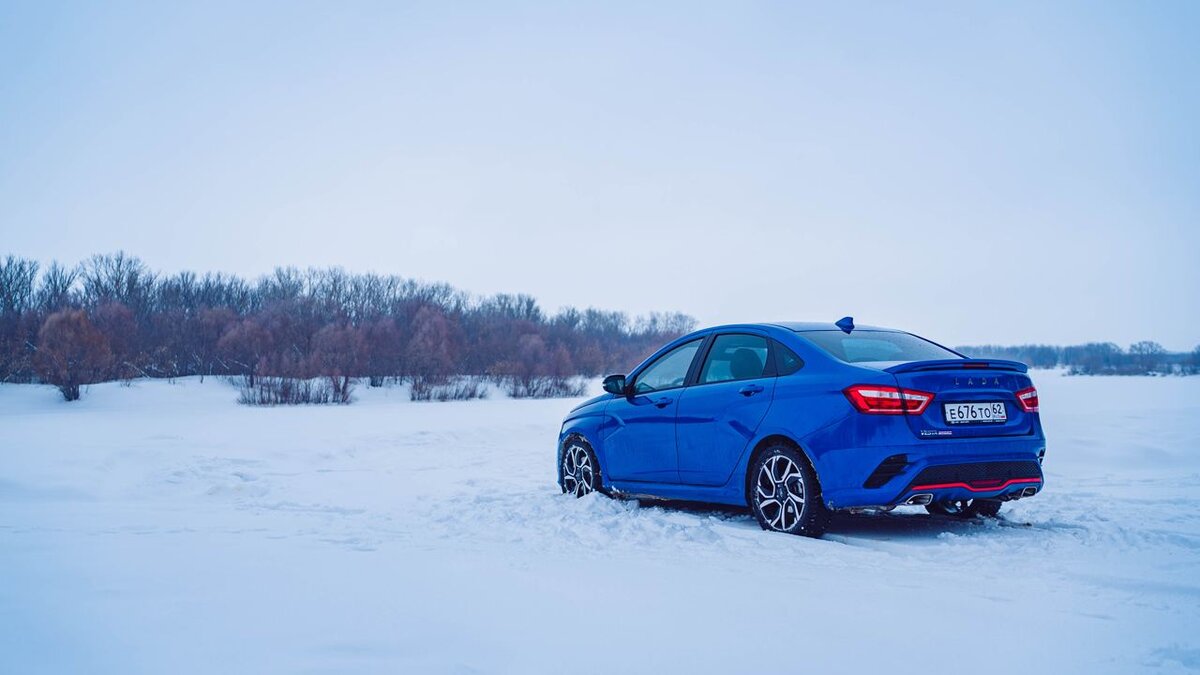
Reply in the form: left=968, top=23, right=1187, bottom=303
left=795, top=328, right=1046, bottom=510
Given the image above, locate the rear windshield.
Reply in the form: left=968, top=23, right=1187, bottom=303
left=798, top=330, right=962, bottom=364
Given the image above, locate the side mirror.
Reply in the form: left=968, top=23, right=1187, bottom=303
left=602, top=374, right=627, bottom=396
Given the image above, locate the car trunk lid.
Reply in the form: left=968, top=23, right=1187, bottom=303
left=883, top=359, right=1035, bottom=439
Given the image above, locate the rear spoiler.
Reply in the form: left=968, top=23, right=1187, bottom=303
left=883, top=358, right=1028, bottom=374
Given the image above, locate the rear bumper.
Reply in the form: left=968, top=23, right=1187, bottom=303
left=899, top=461, right=1043, bottom=505
left=817, top=439, right=1046, bottom=509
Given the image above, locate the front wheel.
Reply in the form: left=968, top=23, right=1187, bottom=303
left=749, top=445, right=830, bottom=537
left=926, top=499, right=1002, bottom=519
left=560, top=439, right=600, bottom=497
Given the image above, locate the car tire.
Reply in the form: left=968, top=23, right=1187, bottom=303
left=560, top=437, right=602, bottom=498
left=749, top=444, right=830, bottom=538
left=926, top=499, right=1003, bottom=518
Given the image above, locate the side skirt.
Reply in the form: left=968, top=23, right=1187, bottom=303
left=606, top=479, right=746, bottom=507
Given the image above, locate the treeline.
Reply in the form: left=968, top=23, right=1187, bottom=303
left=0, top=253, right=695, bottom=402
left=957, top=342, right=1200, bottom=376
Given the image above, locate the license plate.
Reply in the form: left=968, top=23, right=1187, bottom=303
left=943, top=401, right=1007, bottom=424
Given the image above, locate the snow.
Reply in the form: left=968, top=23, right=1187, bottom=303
left=2, top=373, right=1198, bottom=674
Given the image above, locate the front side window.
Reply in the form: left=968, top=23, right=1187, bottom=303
left=699, top=334, right=770, bottom=384
left=634, top=339, right=703, bottom=393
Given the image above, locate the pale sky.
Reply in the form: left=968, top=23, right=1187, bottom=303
left=1, top=1, right=1197, bottom=349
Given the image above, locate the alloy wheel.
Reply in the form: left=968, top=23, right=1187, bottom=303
left=754, top=454, right=806, bottom=531
left=561, top=444, right=596, bottom=497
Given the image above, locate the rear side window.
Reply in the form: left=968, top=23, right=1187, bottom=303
left=699, top=334, right=770, bottom=384
left=772, top=341, right=804, bottom=375
left=799, top=330, right=961, bottom=364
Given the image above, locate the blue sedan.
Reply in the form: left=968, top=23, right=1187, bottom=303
left=557, top=318, right=1046, bottom=537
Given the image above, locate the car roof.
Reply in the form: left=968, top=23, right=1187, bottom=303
left=695, top=322, right=901, bottom=333
left=767, top=321, right=900, bottom=333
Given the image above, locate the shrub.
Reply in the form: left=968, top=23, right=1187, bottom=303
left=34, top=309, right=114, bottom=401
left=500, top=375, right=587, bottom=399
left=236, top=376, right=345, bottom=406
left=409, top=376, right=489, bottom=402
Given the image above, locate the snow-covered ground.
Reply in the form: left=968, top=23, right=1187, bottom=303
left=2, top=373, right=1198, bottom=674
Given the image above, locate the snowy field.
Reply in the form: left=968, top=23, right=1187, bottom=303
left=2, top=373, right=1199, bottom=674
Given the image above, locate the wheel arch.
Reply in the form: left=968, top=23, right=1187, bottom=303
left=742, top=434, right=823, bottom=507
left=559, top=431, right=605, bottom=486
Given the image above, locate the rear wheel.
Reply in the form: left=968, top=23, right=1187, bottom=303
left=926, top=499, right=1002, bottom=518
left=749, top=444, right=829, bottom=537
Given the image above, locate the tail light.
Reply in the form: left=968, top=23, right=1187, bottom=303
left=1015, top=386, right=1039, bottom=413
left=844, top=385, right=934, bottom=415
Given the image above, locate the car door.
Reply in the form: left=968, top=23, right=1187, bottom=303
left=676, top=332, right=776, bottom=486
left=602, top=338, right=704, bottom=484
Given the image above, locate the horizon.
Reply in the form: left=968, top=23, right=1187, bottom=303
left=2, top=2, right=1198, bottom=350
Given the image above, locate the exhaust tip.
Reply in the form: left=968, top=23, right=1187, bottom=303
left=1020, top=486, right=1038, bottom=498
left=905, top=493, right=933, bottom=506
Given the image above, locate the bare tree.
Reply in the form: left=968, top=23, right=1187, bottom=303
left=406, top=306, right=456, bottom=383
left=1, top=253, right=701, bottom=398
left=0, top=257, right=40, bottom=382
left=36, top=262, right=79, bottom=311
left=310, top=324, right=366, bottom=403
left=0, top=256, right=39, bottom=316
left=92, top=302, right=139, bottom=379
left=217, top=318, right=272, bottom=386
left=1129, top=341, right=1166, bottom=374
left=362, top=318, right=403, bottom=386
left=79, top=252, right=155, bottom=313
left=192, top=307, right=236, bottom=381
left=495, top=333, right=549, bottom=393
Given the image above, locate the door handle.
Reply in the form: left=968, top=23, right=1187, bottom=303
left=653, top=396, right=674, bottom=408
left=739, top=384, right=764, bottom=396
